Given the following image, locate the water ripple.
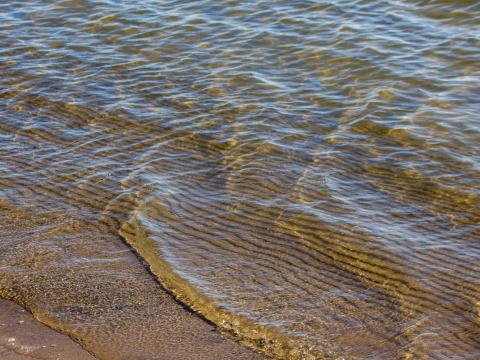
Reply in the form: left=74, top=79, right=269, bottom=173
left=0, top=0, right=479, bottom=359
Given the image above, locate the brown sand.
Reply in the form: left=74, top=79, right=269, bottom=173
left=0, top=296, right=265, bottom=360
left=0, top=207, right=266, bottom=360
left=0, top=299, right=96, bottom=360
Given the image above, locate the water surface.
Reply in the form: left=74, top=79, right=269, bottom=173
left=1, top=0, right=479, bottom=359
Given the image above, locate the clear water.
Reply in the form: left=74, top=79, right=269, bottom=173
left=1, top=1, right=479, bottom=359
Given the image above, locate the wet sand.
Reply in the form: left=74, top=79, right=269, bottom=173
left=0, top=299, right=96, bottom=360
left=0, top=297, right=265, bottom=360
left=0, top=208, right=266, bottom=360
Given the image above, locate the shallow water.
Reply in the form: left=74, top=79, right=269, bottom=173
left=1, top=0, right=479, bottom=359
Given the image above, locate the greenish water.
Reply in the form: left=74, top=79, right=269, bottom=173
left=0, top=1, right=479, bottom=359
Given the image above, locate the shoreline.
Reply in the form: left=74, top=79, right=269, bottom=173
left=0, top=296, right=266, bottom=360
left=0, top=205, right=266, bottom=360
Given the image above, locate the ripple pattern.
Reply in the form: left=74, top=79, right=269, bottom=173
left=0, top=0, right=479, bottom=359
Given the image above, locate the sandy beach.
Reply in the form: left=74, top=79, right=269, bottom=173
left=0, top=206, right=265, bottom=360
left=0, top=297, right=264, bottom=360
left=0, top=299, right=96, bottom=360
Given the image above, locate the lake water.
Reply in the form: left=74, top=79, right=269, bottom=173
left=1, top=0, right=479, bottom=359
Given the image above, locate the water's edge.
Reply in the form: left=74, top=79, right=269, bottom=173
left=119, top=215, right=323, bottom=360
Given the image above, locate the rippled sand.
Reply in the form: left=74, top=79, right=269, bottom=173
left=1, top=0, right=479, bottom=359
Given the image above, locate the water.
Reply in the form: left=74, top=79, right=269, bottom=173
left=1, top=0, right=479, bottom=359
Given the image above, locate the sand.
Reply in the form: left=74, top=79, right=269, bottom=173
left=0, top=299, right=96, bottom=360
left=0, top=298, right=266, bottom=360
left=0, top=197, right=268, bottom=360
left=0, top=297, right=269, bottom=360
